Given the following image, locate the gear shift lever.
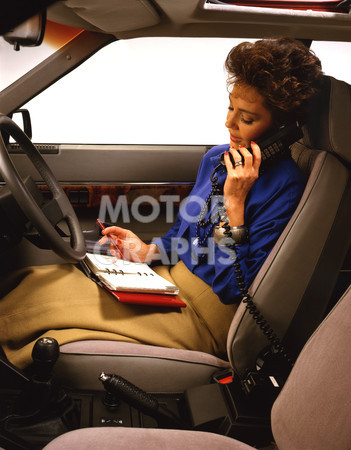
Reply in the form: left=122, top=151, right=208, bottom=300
left=3, top=337, right=80, bottom=448
left=31, top=337, right=60, bottom=382
left=18, top=337, right=61, bottom=413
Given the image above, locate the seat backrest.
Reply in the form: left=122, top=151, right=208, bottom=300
left=271, top=284, right=351, bottom=449
left=227, top=76, right=351, bottom=377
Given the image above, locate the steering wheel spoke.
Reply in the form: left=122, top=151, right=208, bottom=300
left=41, top=197, right=66, bottom=228
left=0, top=114, right=86, bottom=262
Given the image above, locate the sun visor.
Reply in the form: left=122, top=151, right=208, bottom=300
left=49, top=0, right=160, bottom=33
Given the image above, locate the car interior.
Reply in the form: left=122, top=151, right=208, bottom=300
left=1, top=1, right=351, bottom=449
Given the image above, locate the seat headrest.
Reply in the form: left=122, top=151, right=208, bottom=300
left=302, top=75, right=351, bottom=165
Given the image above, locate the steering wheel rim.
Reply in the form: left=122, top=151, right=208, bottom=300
left=0, top=114, right=86, bottom=262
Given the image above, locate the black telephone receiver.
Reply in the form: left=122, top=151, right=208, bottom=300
left=220, top=121, right=303, bottom=168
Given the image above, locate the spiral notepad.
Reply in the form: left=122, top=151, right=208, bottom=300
left=84, top=253, right=180, bottom=295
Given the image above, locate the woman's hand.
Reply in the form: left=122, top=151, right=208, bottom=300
left=98, top=226, right=159, bottom=263
left=223, top=141, right=261, bottom=226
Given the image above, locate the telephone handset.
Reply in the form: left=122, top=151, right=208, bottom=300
left=220, top=121, right=303, bottom=168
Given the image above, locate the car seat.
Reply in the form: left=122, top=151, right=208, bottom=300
left=52, top=75, right=351, bottom=393
left=43, top=283, right=351, bottom=449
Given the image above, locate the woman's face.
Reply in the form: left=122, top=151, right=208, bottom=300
left=225, top=83, right=273, bottom=150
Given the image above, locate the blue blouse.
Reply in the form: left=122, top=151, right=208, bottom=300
left=153, top=144, right=306, bottom=304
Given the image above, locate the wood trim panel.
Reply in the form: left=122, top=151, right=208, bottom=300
left=39, top=183, right=194, bottom=208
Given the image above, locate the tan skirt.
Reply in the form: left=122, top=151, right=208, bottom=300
left=0, top=261, right=237, bottom=369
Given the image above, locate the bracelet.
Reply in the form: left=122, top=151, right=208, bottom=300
left=213, top=225, right=249, bottom=245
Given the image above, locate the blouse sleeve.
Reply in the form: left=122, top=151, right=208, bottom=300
left=152, top=154, right=210, bottom=264
left=151, top=215, right=182, bottom=265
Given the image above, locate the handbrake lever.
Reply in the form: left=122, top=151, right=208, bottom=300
left=99, top=372, right=187, bottom=429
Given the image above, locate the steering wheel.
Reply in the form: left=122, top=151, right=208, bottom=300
left=0, top=114, right=86, bottom=262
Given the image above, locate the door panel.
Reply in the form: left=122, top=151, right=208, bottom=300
left=0, top=144, right=207, bottom=269
left=5, top=144, right=208, bottom=182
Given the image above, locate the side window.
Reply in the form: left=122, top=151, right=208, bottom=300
left=311, top=41, right=351, bottom=83
left=9, top=38, right=350, bottom=145
left=23, top=38, right=251, bottom=145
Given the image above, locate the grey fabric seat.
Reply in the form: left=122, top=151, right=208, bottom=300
left=53, top=75, right=351, bottom=393
left=44, top=284, right=351, bottom=449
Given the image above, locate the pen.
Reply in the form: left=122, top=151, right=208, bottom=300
left=97, top=219, right=124, bottom=259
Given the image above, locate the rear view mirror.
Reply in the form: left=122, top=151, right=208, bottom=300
left=2, top=12, right=46, bottom=51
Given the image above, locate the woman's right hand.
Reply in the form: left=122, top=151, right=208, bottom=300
left=222, top=142, right=261, bottom=226
left=98, top=226, right=159, bottom=263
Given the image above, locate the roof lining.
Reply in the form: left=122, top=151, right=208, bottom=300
left=46, top=0, right=351, bottom=41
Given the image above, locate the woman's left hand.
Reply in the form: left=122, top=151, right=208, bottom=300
left=222, top=141, right=261, bottom=226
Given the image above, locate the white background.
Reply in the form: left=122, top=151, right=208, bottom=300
left=1, top=37, right=351, bottom=145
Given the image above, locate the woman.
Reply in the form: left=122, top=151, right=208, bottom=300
left=100, top=37, right=322, bottom=304
left=0, top=37, right=323, bottom=368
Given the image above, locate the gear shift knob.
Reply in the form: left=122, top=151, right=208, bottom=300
left=31, top=337, right=60, bottom=381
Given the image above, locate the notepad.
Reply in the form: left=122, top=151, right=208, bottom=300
left=84, top=253, right=180, bottom=296
left=103, top=286, right=186, bottom=308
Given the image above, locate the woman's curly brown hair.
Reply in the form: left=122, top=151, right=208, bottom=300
left=225, top=37, right=323, bottom=125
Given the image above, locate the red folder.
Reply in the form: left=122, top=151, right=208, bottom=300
left=104, top=286, right=186, bottom=308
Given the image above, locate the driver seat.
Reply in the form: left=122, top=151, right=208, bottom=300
left=53, top=75, right=351, bottom=393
